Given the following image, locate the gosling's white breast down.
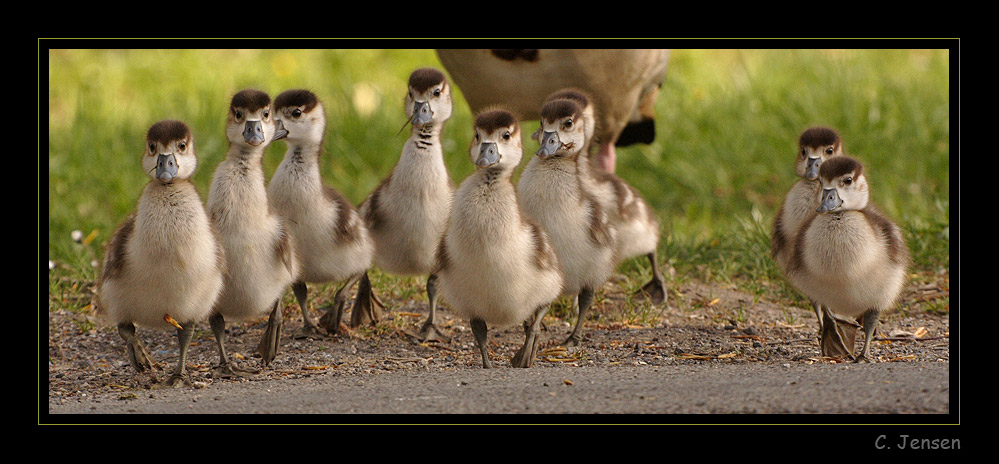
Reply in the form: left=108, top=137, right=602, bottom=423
left=363, top=143, right=453, bottom=274
left=793, top=207, right=908, bottom=317
left=517, top=158, right=616, bottom=296
left=99, top=184, right=225, bottom=330
left=269, top=155, right=373, bottom=283
left=438, top=171, right=562, bottom=328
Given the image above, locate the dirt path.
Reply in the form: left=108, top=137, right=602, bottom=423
left=46, top=277, right=951, bottom=416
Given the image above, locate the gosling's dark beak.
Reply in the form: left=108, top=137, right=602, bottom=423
left=817, top=188, right=842, bottom=213
left=412, top=101, right=432, bottom=127
left=537, top=131, right=560, bottom=159
left=156, top=153, right=178, bottom=183
left=273, top=119, right=288, bottom=141
left=804, top=157, right=821, bottom=180
left=476, top=142, right=500, bottom=168
left=243, top=120, right=265, bottom=146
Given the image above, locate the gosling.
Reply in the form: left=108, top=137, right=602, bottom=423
left=434, top=108, right=563, bottom=368
left=356, top=67, right=455, bottom=341
left=772, top=127, right=844, bottom=334
left=517, top=97, right=618, bottom=348
left=94, top=120, right=225, bottom=388
left=267, top=89, right=375, bottom=337
left=207, top=89, right=298, bottom=373
left=789, top=156, right=910, bottom=362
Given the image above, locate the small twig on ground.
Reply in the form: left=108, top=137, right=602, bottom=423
left=874, top=335, right=949, bottom=342
left=765, top=338, right=816, bottom=345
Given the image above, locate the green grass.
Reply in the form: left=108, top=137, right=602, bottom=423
left=45, top=47, right=951, bottom=314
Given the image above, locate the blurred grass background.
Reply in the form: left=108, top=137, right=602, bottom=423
left=46, top=48, right=951, bottom=314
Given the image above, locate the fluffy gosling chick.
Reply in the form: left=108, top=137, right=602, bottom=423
left=435, top=109, right=563, bottom=368
left=357, top=67, right=455, bottom=341
left=518, top=97, right=618, bottom=348
left=790, top=156, right=910, bottom=362
left=542, top=88, right=666, bottom=304
left=95, top=120, right=225, bottom=388
left=207, top=89, right=298, bottom=373
left=267, top=89, right=375, bottom=337
left=772, top=127, right=844, bottom=334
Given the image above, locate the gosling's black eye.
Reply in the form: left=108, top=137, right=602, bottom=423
left=844, top=177, right=853, bottom=186
left=235, top=110, right=243, bottom=119
left=801, top=148, right=807, bottom=157
left=826, top=147, right=834, bottom=155
left=178, top=142, right=186, bottom=151
left=564, top=119, right=573, bottom=129
left=149, top=143, right=156, bottom=152
left=503, top=131, right=511, bottom=140
left=263, top=109, right=270, bottom=119
left=292, top=108, right=302, bottom=118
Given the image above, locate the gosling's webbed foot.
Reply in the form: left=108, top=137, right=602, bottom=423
left=511, top=333, right=541, bottom=368
left=294, top=323, right=331, bottom=340
left=257, top=331, right=280, bottom=367
left=513, top=305, right=550, bottom=368
left=126, top=339, right=156, bottom=373
left=212, top=363, right=260, bottom=379
left=318, top=301, right=344, bottom=336
left=417, top=321, right=450, bottom=343
left=118, top=322, right=156, bottom=373
left=153, top=373, right=194, bottom=389
left=819, top=308, right=860, bottom=359
left=348, top=273, right=384, bottom=329
left=256, top=302, right=283, bottom=367
left=634, top=276, right=667, bottom=305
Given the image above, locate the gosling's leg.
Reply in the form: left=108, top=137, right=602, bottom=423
left=210, top=313, right=258, bottom=378
left=470, top=318, right=492, bottom=369
left=854, top=309, right=881, bottom=363
left=317, top=273, right=359, bottom=335
left=811, top=299, right=824, bottom=331
left=292, top=281, right=327, bottom=339
left=157, top=323, right=196, bottom=388
left=345, top=272, right=384, bottom=330
left=564, top=287, right=594, bottom=348
left=417, top=274, right=449, bottom=342
left=117, top=322, right=154, bottom=373
left=512, top=304, right=550, bottom=368
left=634, top=252, right=667, bottom=305
left=256, top=299, right=283, bottom=367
